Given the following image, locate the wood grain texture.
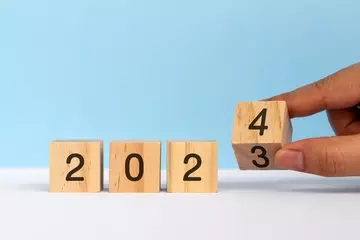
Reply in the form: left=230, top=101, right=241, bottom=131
left=109, top=141, right=161, bottom=193
left=231, top=101, right=292, bottom=170
left=49, top=140, right=104, bottom=192
left=167, top=141, right=218, bottom=193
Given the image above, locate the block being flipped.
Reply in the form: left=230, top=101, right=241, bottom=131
left=231, top=101, right=292, bottom=170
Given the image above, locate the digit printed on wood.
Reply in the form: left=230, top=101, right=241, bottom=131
left=231, top=101, right=292, bottom=170
left=49, top=140, right=104, bottom=192
left=167, top=141, right=218, bottom=193
left=109, top=141, right=161, bottom=193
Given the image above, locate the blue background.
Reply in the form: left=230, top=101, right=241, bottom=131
left=1, top=0, right=359, bottom=168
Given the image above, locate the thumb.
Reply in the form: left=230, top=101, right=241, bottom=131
left=274, top=134, right=360, bottom=177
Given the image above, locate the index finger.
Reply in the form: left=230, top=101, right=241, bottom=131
left=265, top=62, right=360, bottom=118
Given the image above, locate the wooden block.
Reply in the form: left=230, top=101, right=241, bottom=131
left=231, top=101, right=292, bottom=170
left=167, top=141, right=218, bottom=193
left=109, top=141, right=161, bottom=193
left=49, top=140, right=104, bottom=192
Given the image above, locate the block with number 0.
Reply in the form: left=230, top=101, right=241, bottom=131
left=49, top=140, right=104, bottom=192
left=167, top=141, right=218, bottom=193
left=109, top=141, right=161, bottom=193
left=231, top=101, right=292, bottom=170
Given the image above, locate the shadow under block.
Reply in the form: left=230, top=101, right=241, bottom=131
left=49, top=140, right=104, bottom=192
left=167, top=141, right=218, bottom=193
left=231, top=101, right=293, bottom=170
left=109, top=141, right=161, bottom=193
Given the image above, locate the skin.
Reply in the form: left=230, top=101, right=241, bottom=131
left=265, top=62, right=360, bottom=177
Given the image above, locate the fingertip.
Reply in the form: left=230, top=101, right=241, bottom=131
left=259, top=97, right=271, bottom=101
left=260, top=93, right=288, bottom=103
left=259, top=97, right=281, bottom=102
left=274, top=148, right=305, bottom=171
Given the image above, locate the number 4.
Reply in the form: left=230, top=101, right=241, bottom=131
left=248, top=108, right=268, bottom=136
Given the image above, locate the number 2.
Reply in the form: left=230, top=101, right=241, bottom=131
left=249, top=108, right=268, bottom=136
left=183, top=153, right=202, bottom=181
left=65, top=153, right=85, bottom=181
left=251, top=146, right=269, bottom=168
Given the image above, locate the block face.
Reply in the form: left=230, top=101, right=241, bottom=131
left=109, top=141, right=161, bottom=193
left=233, top=143, right=282, bottom=170
left=232, top=101, right=289, bottom=144
left=49, top=140, right=103, bottom=192
left=232, top=101, right=292, bottom=170
left=167, top=141, right=218, bottom=193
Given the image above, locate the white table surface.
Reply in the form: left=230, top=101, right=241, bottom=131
left=1, top=168, right=360, bottom=240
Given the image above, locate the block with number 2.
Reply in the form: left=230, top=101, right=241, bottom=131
left=167, top=141, right=218, bottom=193
left=49, top=140, right=104, bottom=192
left=231, top=101, right=292, bottom=170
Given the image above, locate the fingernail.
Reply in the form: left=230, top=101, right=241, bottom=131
left=275, top=149, right=304, bottom=171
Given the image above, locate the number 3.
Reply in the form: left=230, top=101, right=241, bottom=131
left=251, top=145, right=269, bottom=168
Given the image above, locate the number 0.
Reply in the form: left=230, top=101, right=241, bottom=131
left=125, top=153, right=144, bottom=181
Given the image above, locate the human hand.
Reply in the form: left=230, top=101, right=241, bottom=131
left=266, top=62, right=360, bottom=177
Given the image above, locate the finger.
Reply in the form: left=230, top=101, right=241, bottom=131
left=274, top=134, right=360, bottom=177
left=265, top=62, right=360, bottom=118
left=326, top=107, right=360, bottom=135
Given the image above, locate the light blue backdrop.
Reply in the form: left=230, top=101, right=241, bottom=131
left=1, top=0, right=359, bottom=168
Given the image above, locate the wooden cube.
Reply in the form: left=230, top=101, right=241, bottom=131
left=231, top=101, right=292, bottom=170
left=109, top=141, right=161, bottom=193
left=167, top=141, right=218, bottom=193
left=49, top=140, right=104, bottom=192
